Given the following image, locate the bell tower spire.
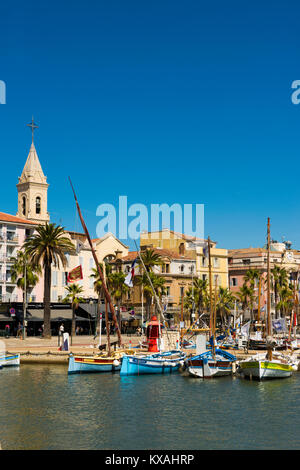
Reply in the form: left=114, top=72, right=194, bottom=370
left=16, top=119, right=50, bottom=224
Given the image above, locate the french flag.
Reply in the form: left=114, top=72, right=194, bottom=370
left=124, top=258, right=137, bottom=288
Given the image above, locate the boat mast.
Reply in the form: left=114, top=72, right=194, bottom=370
left=134, top=240, right=170, bottom=348
left=208, top=236, right=213, bottom=337
left=68, top=177, right=122, bottom=350
left=267, top=217, right=272, bottom=361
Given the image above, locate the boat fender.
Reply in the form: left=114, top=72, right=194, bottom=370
left=113, top=359, right=120, bottom=367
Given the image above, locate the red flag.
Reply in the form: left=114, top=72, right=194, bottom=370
left=67, top=265, right=83, bottom=283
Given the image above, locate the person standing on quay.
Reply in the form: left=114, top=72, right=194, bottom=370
left=59, top=323, right=64, bottom=347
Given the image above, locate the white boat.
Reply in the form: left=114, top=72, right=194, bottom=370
left=185, top=348, right=237, bottom=378
left=0, top=353, right=20, bottom=367
left=239, top=219, right=294, bottom=381
left=239, top=351, right=294, bottom=379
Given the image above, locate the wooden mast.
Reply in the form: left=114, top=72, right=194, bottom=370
left=68, top=177, right=122, bottom=349
left=207, top=236, right=214, bottom=356
left=267, top=217, right=272, bottom=361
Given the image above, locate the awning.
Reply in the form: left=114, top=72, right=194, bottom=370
left=26, top=309, right=90, bottom=322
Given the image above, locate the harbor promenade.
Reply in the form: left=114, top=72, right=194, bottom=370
left=1, top=334, right=142, bottom=364
left=1, top=334, right=262, bottom=364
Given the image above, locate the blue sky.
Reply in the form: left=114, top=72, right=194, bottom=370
left=0, top=0, right=300, bottom=250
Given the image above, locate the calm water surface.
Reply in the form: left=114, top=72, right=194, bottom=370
left=0, top=364, right=300, bottom=450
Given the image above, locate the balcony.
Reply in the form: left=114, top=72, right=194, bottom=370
left=0, top=294, right=18, bottom=303
left=6, top=233, right=19, bottom=244
left=0, top=273, right=16, bottom=285
left=0, top=233, right=19, bottom=244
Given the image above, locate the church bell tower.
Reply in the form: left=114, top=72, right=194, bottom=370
left=16, top=118, right=50, bottom=224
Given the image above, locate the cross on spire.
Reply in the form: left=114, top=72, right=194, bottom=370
left=27, top=116, right=38, bottom=143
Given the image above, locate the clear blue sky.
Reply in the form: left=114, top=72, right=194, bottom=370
left=0, top=0, right=300, bottom=250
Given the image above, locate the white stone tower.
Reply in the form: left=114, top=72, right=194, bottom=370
left=16, top=118, right=50, bottom=224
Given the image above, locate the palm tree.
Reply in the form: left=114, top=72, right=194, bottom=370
left=138, top=248, right=163, bottom=272
left=244, top=268, right=260, bottom=289
left=271, top=265, right=289, bottom=317
left=235, top=284, right=253, bottom=320
left=216, top=287, right=235, bottom=328
left=63, top=283, right=85, bottom=342
left=193, top=278, right=208, bottom=316
left=136, top=271, right=166, bottom=320
left=277, top=286, right=293, bottom=317
left=23, top=223, right=75, bottom=338
left=10, top=250, right=41, bottom=302
left=110, top=271, right=129, bottom=328
left=242, top=269, right=260, bottom=321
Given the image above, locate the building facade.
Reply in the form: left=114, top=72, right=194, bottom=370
left=0, top=212, right=42, bottom=303
left=228, top=241, right=300, bottom=313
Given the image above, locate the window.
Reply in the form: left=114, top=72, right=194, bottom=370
left=179, top=243, right=185, bottom=255
left=231, top=277, right=237, bottom=287
left=52, top=271, right=58, bottom=287
left=36, top=197, right=41, bottom=214
left=52, top=290, right=58, bottom=301
left=243, top=259, right=251, bottom=265
left=166, top=286, right=171, bottom=296
left=180, top=287, right=184, bottom=298
left=213, top=257, right=219, bottom=268
left=62, top=272, right=68, bottom=287
left=179, top=264, right=185, bottom=273
left=202, top=257, right=206, bottom=267
left=202, top=274, right=207, bottom=281
left=22, top=196, right=26, bottom=216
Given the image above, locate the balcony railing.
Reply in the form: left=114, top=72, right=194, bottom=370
left=0, top=273, right=16, bottom=284
left=6, top=233, right=19, bottom=243
left=0, top=294, right=18, bottom=303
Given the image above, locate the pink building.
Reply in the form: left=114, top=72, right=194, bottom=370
left=0, top=212, right=44, bottom=303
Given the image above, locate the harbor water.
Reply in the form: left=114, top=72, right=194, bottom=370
left=1, top=364, right=300, bottom=450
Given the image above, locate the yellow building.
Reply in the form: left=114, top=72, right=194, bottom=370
left=140, top=229, right=228, bottom=290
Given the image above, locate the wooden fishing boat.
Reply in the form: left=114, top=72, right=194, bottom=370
left=0, top=353, right=20, bottom=367
left=120, top=350, right=186, bottom=376
left=185, top=349, right=236, bottom=378
left=240, top=219, right=294, bottom=380
left=68, top=352, right=123, bottom=374
left=239, top=352, right=294, bottom=379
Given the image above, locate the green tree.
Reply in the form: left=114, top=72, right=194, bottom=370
left=138, top=249, right=163, bottom=272
left=193, top=278, right=208, bottom=316
left=23, top=223, right=75, bottom=338
left=63, top=283, right=85, bottom=342
left=271, top=265, right=289, bottom=317
left=10, top=250, right=41, bottom=301
left=136, top=271, right=166, bottom=320
left=216, top=287, right=235, bottom=327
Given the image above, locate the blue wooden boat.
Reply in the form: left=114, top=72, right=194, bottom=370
left=185, top=349, right=237, bottom=378
left=0, top=354, right=20, bottom=367
left=120, top=350, right=186, bottom=376
left=68, top=353, right=122, bottom=374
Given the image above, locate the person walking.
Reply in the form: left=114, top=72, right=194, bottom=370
left=59, top=323, right=64, bottom=347
left=5, top=324, right=10, bottom=338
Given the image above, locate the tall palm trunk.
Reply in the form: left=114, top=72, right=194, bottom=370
left=71, top=303, right=76, bottom=341
left=44, top=263, right=51, bottom=338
